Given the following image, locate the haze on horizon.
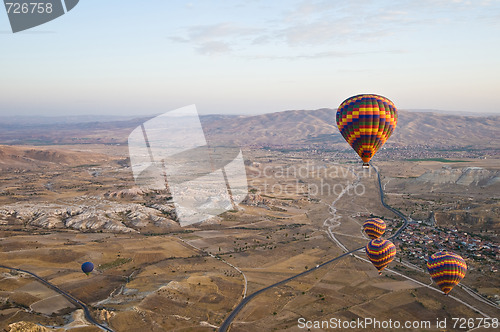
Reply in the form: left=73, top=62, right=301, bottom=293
left=0, top=0, right=499, bottom=117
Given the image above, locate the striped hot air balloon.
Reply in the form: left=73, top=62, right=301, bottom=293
left=363, top=218, right=386, bottom=239
left=427, top=252, right=467, bottom=295
left=336, top=94, right=398, bottom=168
left=366, top=238, right=396, bottom=274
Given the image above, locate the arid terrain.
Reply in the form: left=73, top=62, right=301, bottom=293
left=0, top=110, right=499, bottom=331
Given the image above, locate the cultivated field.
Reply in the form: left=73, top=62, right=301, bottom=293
left=0, top=110, right=499, bottom=331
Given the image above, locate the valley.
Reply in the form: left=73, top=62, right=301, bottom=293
left=0, top=110, right=498, bottom=331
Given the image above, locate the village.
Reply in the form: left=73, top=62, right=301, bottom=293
left=397, top=221, right=499, bottom=275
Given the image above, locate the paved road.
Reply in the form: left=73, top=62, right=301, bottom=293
left=0, top=265, right=113, bottom=332
left=219, top=165, right=410, bottom=332
left=0, top=165, right=409, bottom=332
left=374, top=166, right=410, bottom=240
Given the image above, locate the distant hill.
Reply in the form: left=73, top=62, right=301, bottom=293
left=0, top=145, right=109, bottom=170
left=201, top=108, right=340, bottom=147
left=0, top=110, right=499, bottom=149
left=389, top=110, right=500, bottom=148
left=406, top=109, right=499, bottom=117
left=202, top=109, right=500, bottom=149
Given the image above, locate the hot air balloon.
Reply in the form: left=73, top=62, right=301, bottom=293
left=336, top=94, right=398, bottom=168
left=363, top=218, right=386, bottom=239
left=427, top=252, right=467, bottom=295
left=81, top=262, right=94, bottom=276
left=366, top=238, right=396, bottom=274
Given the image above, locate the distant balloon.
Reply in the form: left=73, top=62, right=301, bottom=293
left=363, top=218, right=386, bottom=239
left=81, top=262, right=94, bottom=275
left=336, top=94, right=398, bottom=168
left=366, top=238, right=396, bottom=274
left=427, top=252, right=467, bottom=295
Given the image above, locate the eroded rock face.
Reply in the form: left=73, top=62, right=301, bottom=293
left=8, top=321, right=53, bottom=332
left=415, top=167, right=500, bottom=186
left=0, top=198, right=178, bottom=233
left=242, top=193, right=270, bottom=207
left=96, top=308, right=115, bottom=322
left=105, top=187, right=144, bottom=199
left=435, top=210, right=499, bottom=230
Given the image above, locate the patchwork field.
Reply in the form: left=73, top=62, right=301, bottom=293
left=0, top=110, right=499, bottom=330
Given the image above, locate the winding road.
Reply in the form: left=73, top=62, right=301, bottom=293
left=219, top=165, right=410, bottom=332
left=0, top=265, right=113, bottom=332
left=0, top=165, right=493, bottom=331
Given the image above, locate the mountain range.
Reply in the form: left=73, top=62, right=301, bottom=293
left=0, top=109, right=498, bottom=149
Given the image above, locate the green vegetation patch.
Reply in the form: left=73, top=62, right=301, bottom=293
left=407, top=158, right=468, bottom=163
left=99, top=258, right=132, bottom=270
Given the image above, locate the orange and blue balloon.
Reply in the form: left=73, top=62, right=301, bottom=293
left=336, top=94, right=398, bottom=167
left=81, top=262, right=94, bottom=276
left=366, top=238, right=396, bottom=274
left=363, top=218, right=386, bottom=239
left=427, top=252, right=467, bottom=295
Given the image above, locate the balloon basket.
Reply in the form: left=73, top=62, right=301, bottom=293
left=362, top=163, right=370, bottom=169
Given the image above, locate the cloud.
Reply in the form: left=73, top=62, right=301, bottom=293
left=170, top=2, right=415, bottom=56
left=279, top=20, right=356, bottom=46
left=251, top=35, right=271, bottom=45
left=170, top=22, right=264, bottom=55
left=284, top=0, right=347, bottom=22
left=247, top=49, right=406, bottom=60
left=170, top=0, right=499, bottom=58
left=196, top=41, right=232, bottom=55
left=277, top=1, right=421, bottom=47
left=186, top=22, right=261, bottom=42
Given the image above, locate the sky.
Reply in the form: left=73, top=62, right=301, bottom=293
left=1, top=0, right=499, bottom=116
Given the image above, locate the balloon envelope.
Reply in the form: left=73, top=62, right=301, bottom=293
left=81, top=262, right=94, bottom=275
left=336, top=94, right=398, bottom=167
left=363, top=218, right=386, bottom=239
left=366, top=238, right=396, bottom=274
left=427, top=252, right=467, bottom=294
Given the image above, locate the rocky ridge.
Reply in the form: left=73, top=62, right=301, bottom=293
left=0, top=197, right=178, bottom=233
left=414, top=166, right=500, bottom=186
